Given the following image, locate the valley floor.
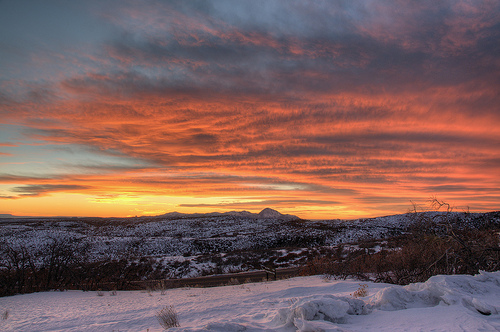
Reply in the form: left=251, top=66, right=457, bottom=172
left=1, top=271, right=500, bottom=331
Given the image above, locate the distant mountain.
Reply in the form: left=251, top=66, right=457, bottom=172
left=158, top=208, right=299, bottom=220
left=0, top=214, right=17, bottom=218
left=0, top=214, right=76, bottom=219
left=258, top=208, right=290, bottom=219
left=0, top=214, right=35, bottom=219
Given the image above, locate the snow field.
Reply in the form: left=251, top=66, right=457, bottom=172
left=2, top=271, right=500, bottom=331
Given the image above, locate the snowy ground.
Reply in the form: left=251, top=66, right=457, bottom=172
left=2, top=211, right=498, bottom=281
left=2, top=271, right=500, bottom=331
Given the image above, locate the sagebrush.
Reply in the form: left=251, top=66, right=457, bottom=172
left=352, top=284, right=368, bottom=298
left=156, top=305, right=180, bottom=329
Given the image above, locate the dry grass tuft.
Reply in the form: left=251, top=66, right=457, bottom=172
left=351, top=284, right=368, bottom=298
left=156, top=305, right=180, bottom=330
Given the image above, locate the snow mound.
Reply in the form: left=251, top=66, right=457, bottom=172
left=201, top=322, right=247, bottom=331
left=371, top=270, right=500, bottom=315
left=271, top=271, right=500, bottom=331
left=273, top=295, right=370, bottom=328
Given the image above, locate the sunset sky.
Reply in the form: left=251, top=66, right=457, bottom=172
left=1, top=0, right=499, bottom=219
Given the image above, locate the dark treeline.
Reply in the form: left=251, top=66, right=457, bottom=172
left=0, top=236, right=172, bottom=297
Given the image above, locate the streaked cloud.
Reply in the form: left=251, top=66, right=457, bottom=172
left=9, top=184, right=91, bottom=198
left=0, top=0, right=499, bottom=218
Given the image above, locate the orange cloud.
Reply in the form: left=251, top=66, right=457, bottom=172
left=1, top=0, right=499, bottom=218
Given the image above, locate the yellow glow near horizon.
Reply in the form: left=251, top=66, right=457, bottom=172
left=0, top=192, right=414, bottom=219
left=1, top=193, right=294, bottom=218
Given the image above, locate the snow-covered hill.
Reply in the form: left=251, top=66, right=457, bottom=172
left=1, top=271, right=499, bottom=331
left=1, top=210, right=498, bottom=280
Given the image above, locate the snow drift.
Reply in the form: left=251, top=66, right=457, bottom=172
left=270, top=271, right=500, bottom=331
left=370, top=271, right=500, bottom=314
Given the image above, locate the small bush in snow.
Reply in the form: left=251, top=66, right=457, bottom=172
left=96, top=290, right=104, bottom=297
left=352, top=284, right=368, bottom=298
left=157, top=280, right=172, bottom=295
left=156, top=305, right=180, bottom=329
left=2, top=309, right=9, bottom=320
left=228, top=278, right=239, bottom=285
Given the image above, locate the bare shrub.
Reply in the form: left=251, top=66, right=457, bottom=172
left=2, top=309, right=9, bottom=320
left=351, top=284, right=368, bottom=298
left=228, top=278, right=239, bottom=285
left=157, top=280, right=173, bottom=295
left=96, top=289, right=104, bottom=297
left=156, top=305, right=180, bottom=329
